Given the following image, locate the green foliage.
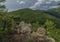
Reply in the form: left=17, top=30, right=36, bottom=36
left=44, top=20, right=56, bottom=29
left=0, top=0, right=6, bottom=15
left=44, top=20, right=60, bottom=42
left=0, top=15, right=16, bottom=41
left=28, top=38, right=34, bottom=42
left=52, top=7, right=60, bottom=14
left=0, top=0, right=5, bottom=2
left=8, top=9, right=60, bottom=28
left=32, top=22, right=40, bottom=31
left=7, top=9, right=60, bottom=42
left=44, top=20, right=55, bottom=35
left=0, top=0, right=6, bottom=40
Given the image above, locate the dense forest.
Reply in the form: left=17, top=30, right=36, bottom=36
left=0, top=0, right=60, bottom=42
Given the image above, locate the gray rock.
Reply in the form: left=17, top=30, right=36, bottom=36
left=31, top=28, right=55, bottom=42
left=15, top=21, right=32, bottom=34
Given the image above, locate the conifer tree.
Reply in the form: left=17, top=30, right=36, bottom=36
left=0, top=0, right=6, bottom=15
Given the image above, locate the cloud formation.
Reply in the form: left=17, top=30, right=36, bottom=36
left=5, top=0, right=60, bottom=11
left=29, top=0, right=60, bottom=9
left=16, top=0, right=60, bottom=10
left=29, top=0, right=45, bottom=9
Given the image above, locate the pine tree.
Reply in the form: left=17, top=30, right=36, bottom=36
left=0, top=0, right=6, bottom=15
left=44, top=20, right=56, bottom=30
left=44, top=20, right=57, bottom=37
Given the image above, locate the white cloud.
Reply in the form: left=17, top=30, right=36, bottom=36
left=50, top=6, right=59, bottom=8
left=29, top=0, right=60, bottom=9
left=46, top=2, right=51, bottom=4
left=29, top=0, right=45, bottom=9
left=17, top=0, right=19, bottom=3
left=16, top=0, right=60, bottom=10
left=49, top=0, right=60, bottom=2
left=17, top=0, right=25, bottom=4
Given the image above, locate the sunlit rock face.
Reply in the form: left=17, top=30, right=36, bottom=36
left=4, top=0, right=60, bottom=11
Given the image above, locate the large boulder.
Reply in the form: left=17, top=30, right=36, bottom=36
left=31, top=28, right=55, bottom=42
left=31, top=28, right=47, bottom=42
left=15, top=21, right=31, bottom=34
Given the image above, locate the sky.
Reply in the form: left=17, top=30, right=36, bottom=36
left=4, top=0, right=60, bottom=11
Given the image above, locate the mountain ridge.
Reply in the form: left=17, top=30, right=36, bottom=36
left=8, top=8, right=60, bottom=28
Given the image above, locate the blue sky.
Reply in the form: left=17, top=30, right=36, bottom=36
left=4, top=0, right=60, bottom=11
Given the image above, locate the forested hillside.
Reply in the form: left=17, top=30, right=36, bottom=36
left=0, top=5, right=60, bottom=42
left=8, top=8, right=60, bottom=28
left=52, top=8, right=60, bottom=14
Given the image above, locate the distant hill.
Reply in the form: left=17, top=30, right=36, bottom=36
left=8, top=8, right=60, bottom=28
left=52, top=8, right=60, bottom=14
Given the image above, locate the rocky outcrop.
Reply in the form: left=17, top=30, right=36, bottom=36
left=2, top=21, right=55, bottom=42
left=31, top=28, right=55, bottom=42
left=31, top=28, right=46, bottom=42
left=15, top=21, right=31, bottom=34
